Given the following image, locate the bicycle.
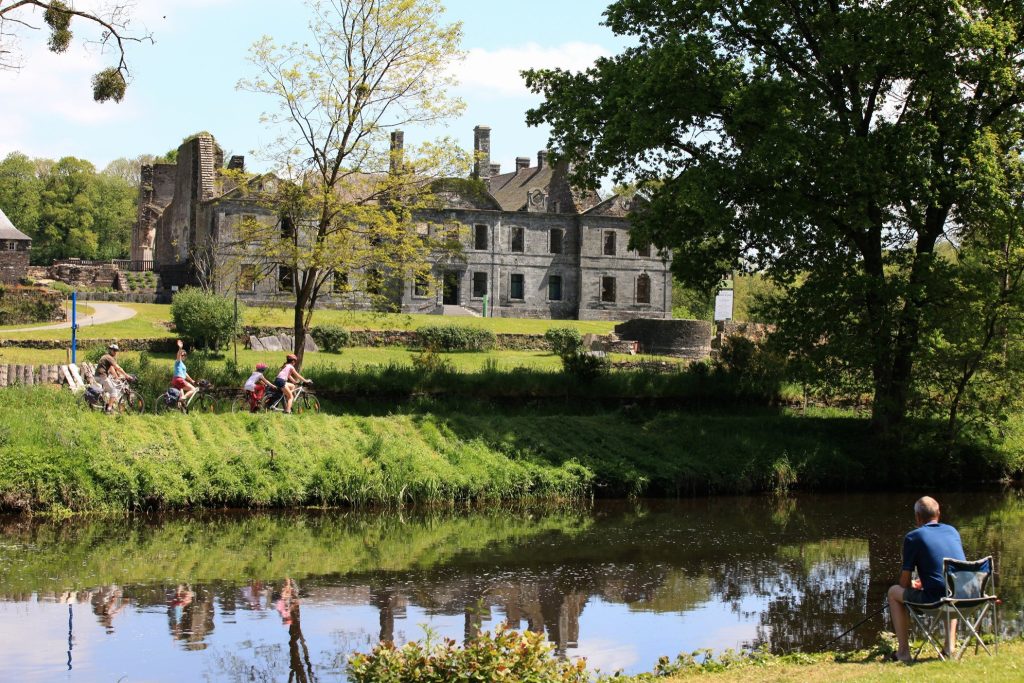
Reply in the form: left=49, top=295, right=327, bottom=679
left=232, top=381, right=319, bottom=414
left=83, top=375, right=144, bottom=414
left=155, top=379, right=217, bottom=414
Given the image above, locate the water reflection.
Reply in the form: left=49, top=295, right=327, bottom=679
left=0, top=492, right=1021, bottom=681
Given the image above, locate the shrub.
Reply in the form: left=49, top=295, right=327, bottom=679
left=347, top=626, right=588, bottom=683
left=311, top=324, right=350, bottom=353
left=417, top=325, right=496, bottom=352
left=544, top=326, right=583, bottom=356
left=561, top=351, right=610, bottom=381
left=170, top=288, right=242, bottom=350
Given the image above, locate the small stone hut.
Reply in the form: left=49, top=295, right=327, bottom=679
left=0, top=207, right=32, bottom=285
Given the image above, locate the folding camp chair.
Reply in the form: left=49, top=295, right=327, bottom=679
left=904, top=556, right=998, bottom=661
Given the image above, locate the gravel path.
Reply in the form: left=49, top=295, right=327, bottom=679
left=0, top=302, right=138, bottom=333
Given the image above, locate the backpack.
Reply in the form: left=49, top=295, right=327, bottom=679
left=165, top=387, right=182, bottom=406
left=84, top=385, right=103, bottom=404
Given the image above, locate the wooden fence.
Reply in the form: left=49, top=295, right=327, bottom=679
left=0, top=363, right=94, bottom=390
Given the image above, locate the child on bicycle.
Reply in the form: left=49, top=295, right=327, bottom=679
left=172, top=339, right=197, bottom=406
left=243, top=363, right=273, bottom=412
left=274, top=353, right=309, bottom=414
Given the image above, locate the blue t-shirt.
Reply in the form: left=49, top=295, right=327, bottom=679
left=902, top=522, right=965, bottom=601
left=173, top=360, right=187, bottom=379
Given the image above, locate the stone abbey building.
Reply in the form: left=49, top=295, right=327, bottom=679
left=135, top=128, right=671, bottom=320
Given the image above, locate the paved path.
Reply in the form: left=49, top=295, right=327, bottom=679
left=0, top=302, right=138, bottom=334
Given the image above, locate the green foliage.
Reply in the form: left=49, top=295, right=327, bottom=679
left=348, top=626, right=588, bottom=683
left=525, top=0, right=1024, bottom=432
left=0, top=152, right=137, bottom=263
left=91, top=67, right=127, bottom=103
left=310, top=324, right=350, bottom=353
left=713, top=336, right=787, bottom=401
left=418, top=325, right=496, bottom=352
left=0, top=288, right=63, bottom=326
left=560, top=351, right=610, bottom=381
left=544, top=326, right=583, bottom=356
left=170, top=288, right=242, bottom=350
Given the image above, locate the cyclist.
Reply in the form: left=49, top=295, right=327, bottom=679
left=172, top=339, right=198, bottom=407
left=274, top=353, right=309, bottom=414
left=95, top=343, right=130, bottom=413
left=243, top=362, right=273, bottom=412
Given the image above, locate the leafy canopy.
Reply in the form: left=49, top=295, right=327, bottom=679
left=525, top=0, right=1024, bottom=432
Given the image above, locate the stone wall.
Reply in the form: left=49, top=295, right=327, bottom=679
left=45, top=262, right=119, bottom=289
left=0, top=338, right=177, bottom=352
left=712, top=320, right=775, bottom=357
left=614, top=318, right=713, bottom=359
left=0, top=246, right=30, bottom=285
left=241, top=326, right=556, bottom=351
left=0, top=286, right=64, bottom=325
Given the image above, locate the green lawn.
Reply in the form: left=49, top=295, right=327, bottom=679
left=245, top=305, right=618, bottom=334
left=0, top=302, right=172, bottom=341
left=0, top=302, right=617, bottom=342
left=0, top=346, right=669, bottom=373
left=659, top=640, right=1024, bottom=682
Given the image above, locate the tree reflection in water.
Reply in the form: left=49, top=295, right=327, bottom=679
left=0, top=492, right=1022, bottom=680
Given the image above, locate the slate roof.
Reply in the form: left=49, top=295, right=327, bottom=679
left=0, top=207, right=31, bottom=241
left=485, top=162, right=602, bottom=214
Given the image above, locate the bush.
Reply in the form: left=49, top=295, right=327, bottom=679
left=170, top=288, right=242, bottom=350
left=544, top=326, right=583, bottom=356
left=347, top=626, right=588, bottom=683
left=311, top=324, right=350, bottom=353
left=417, top=325, right=496, bottom=352
left=561, top=351, right=610, bottom=381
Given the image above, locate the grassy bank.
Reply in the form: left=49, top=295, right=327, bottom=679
left=346, top=632, right=1024, bottom=682
left=0, top=388, right=1012, bottom=513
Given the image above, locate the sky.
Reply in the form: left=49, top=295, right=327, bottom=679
left=0, top=0, right=628, bottom=174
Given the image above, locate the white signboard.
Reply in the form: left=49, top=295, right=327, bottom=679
left=714, top=289, right=734, bottom=321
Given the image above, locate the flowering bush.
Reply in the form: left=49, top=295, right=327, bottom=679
left=347, top=625, right=589, bottom=683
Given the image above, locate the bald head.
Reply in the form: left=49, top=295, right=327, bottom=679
left=914, top=496, right=941, bottom=524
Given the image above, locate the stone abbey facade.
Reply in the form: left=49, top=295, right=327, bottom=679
left=135, top=128, right=671, bottom=320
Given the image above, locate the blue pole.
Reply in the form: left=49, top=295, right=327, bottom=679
left=71, top=291, right=78, bottom=364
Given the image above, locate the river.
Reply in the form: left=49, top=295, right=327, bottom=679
left=0, top=491, right=1020, bottom=681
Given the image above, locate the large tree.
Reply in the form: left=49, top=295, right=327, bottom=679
left=0, top=0, right=149, bottom=102
left=236, top=0, right=466, bottom=366
left=525, top=0, right=1024, bottom=433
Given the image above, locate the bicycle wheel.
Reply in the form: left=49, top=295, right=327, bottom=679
left=230, top=396, right=252, bottom=413
left=189, top=394, right=217, bottom=414
left=118, top=391, right=145, bottom=414
left=154, top=393, right=171, bottom=414
left=295, top=394, right=320, bottom=414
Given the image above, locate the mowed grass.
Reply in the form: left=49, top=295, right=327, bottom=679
left=0, top=300, right=95, bottom=331
left=0, top=302, right=172, bottom=341
left=245, top=305, right=619, bottom=334
left=1, top=302, right=617, bottom=344
left=0, top=344, right=666, bottom=371
left=657, top=640, right=1024, bottom=682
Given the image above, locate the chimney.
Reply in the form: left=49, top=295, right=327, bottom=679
left=516, top=156, right=530, bottom=172
left=538, top=150, right=549, bottom=169
left=473, top=125, right=491, bottom=179
left=390, top=131, right=404, bottom=174
left=227, top=155, right=245, bottom=171
left=489, top=163, right=501, bottom=176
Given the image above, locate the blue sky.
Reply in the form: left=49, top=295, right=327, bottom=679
left=0, top=0, right=627, bottom=172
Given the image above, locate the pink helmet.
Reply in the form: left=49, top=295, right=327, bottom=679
left=255, top=363, right=268, bottom=371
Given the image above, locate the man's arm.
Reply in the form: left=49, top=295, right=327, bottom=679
left=898, top=569, right=912, bottom=589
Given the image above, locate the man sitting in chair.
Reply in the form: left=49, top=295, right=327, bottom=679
left=887, top=496, right=965, bottom=662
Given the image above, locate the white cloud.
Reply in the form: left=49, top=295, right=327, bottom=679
left=453, top=42, right=608, bottom=98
